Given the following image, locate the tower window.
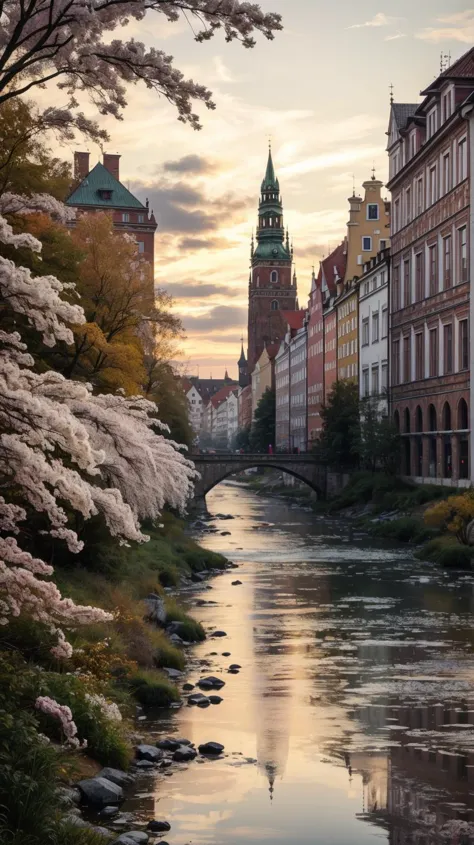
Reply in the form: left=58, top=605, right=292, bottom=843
left=362, top=236, right=372, bottom=251
left=367, top=204, right=379, bottom=220
left=271, top=300, right=279, bottom=311
left=122, top=212, right=130, bottom=222
left=270, top=270, right=279, bottom=283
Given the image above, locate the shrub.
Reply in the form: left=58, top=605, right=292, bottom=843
left=425, top=492, right=474, bottom=544
left=127, top=669, right=180, bottom=707
left=165, top=598, right=206, bottom=642
left=437, top=545, right=473, bottom=569
left=371, top=517, right=421, bottom=542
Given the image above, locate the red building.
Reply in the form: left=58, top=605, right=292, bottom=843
left=247, top=148, right=298, bottom=373
left=321, top=242, right=347, bottom=402
left=388, top=49, right=473, bottom=485
left=67, top=152, right=157, bottom=269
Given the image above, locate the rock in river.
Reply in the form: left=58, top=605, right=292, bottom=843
left=115, top=833, right=149, bottom=845
left=188, top=692, right=210, bottom=706
left=147, top=820, right=171, bottom=832
left=173, top=745, right=197, bottom=762
left=208, top=695, right=223, bottom=705
left=99, top=768, right=134, bottom=787
left=135, top=745, right=163, bottom=763
left=77, top=777, right=123, bottom=807
left=197, top=676, right=225, bottom=690
left=210, top=630, right=227, bottom=638
left=156, top=738, right=181, bottom=751
left=231, top=580, right=242, bottom=586
left=198, top=741, right=225, bottom=756
left=143, top=593, right=166, bottom=626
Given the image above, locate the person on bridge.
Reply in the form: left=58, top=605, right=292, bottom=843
left=268, top=444, right=273, bottom=455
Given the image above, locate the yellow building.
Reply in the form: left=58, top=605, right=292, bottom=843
left=337, top=175, right=390, bottom=383
left=251, top=343, right=279, bottom=420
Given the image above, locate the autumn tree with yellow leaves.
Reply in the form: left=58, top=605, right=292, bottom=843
left=424, top=492, right=474, bottom=545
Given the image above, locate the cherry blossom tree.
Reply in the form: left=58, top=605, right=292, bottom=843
left=0, top=197, right=197, bottom=655
left=0, top=0, right=282, bottom=131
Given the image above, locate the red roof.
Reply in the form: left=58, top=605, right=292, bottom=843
left=266, top=342, right=281, bottom=360
left=318, top=240, right=347, bottom=295
left=210, top=384, right=238, bottom=408
left=281, top=310, right=306, bottom=331
left=421, top=47, right=474, bottom=94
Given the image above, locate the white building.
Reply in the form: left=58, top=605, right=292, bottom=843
left=358, top=249, right=390, bottom=416
left=289, top=322, right=308, bottom=451
left=184, top=381, right=203, bottom=435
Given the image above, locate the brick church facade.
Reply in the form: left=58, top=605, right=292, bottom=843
left=247, top=149, right=298, bottom=373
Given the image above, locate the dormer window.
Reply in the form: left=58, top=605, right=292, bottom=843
left=409, top=131, right=417, bottom=159
left=427, top=107, right=437, bottom=140
left=98, top=189, right=112, bottom=200
left=441, top=88, right=453, bottom=123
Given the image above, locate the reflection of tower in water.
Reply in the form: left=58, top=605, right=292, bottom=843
left=252, top=573, right=297, bottom=801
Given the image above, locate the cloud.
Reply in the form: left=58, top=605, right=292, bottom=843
left=385, top=32, right=406, bottom=41
left=417, top=11, right=474, bottom=43
left=280, top=145, right=382, bottom=177
left=182, top=305, right=247, bottom=333
left=348, top=12, right=397, bottom=29
left=179, top=236, right=237, bottom=251
left=165, top=281, right=238, bottom=299
left=213, top=56, right=237, bottom=83
left=163, top=154, right=216, bottom=174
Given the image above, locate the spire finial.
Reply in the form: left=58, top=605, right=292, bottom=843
left=371, top=162, right=376, bottom=181
left=352, top=174, right=356, bottom=197
left=389, top=82, right=394, bottom=105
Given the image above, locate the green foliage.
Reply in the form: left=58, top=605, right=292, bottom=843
left=317, top=380, right=360, bottom=469
left=235, top=425, right=251, bottom=452
left=126, top=669, right=180, bottom=707
left=371, top=516, right=436, bottom=544
left=436, top=545, right=473, bottom=569
left=250, top=388, right=276, bottom=452
left=164, top=598, right=206, bottom=642
left=358, top=399, right=401, bottom=474
left=144, top=359, right=193, bottom=446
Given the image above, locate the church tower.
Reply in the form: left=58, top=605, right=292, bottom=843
left=247, top=147, right=297, bottom=373
left=238, top=340, right=249, bottom=388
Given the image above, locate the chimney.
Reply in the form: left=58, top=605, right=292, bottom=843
left=103, top=153, right=121, bottom=180
left=74, top=151, right=90, bottom=182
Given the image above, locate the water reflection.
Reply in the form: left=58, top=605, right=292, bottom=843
left=130, top=482, right=474, bottom=844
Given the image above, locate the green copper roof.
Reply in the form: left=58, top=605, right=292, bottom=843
left=253, top=241, right=291, bottom=261
left=66, top=162, right=145, bottom=210
left=261, top=148, right=280, bottom=191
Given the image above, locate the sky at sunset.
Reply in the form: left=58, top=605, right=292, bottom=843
left=61, top=2, right=474, bottom=378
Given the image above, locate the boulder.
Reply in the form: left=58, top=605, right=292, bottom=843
left=231, top=580, right=242, bottom=586
left=197, top=676, right=225, bottom=690
left=92, top=827, right=114, bottom=838
left=135, top=745, right=163, bottom=763
left=175, top=737, right=192, bottom=745
left=147, top=821, right=171, bottom=832
left=163, top=667, right=183, bottom=680
left=210, top=631, right=227, bottom=638
left=208, top=695, right=223, bottom=705
left=77, top=777, right=123, bottom=807
left=228, top=668, right=240, bottom=674
left=115, top=833, right=149, bottom=845
left=222, top=652, right=231, bottom=657
left=156, top=738, right=181, bottom=751
left=57, top=786, right=81, bottom=807
left=220, top=531, right=231, bottom=536
left=173, top=746, right=197, bottom=762
left=182, top=682, right=194, bottom=691
left=143, top=593, right=166, bottom=626
left=99, top=806, right=120, bottom=819
left=197, top=698, right=211, bottom=708
left=188, top=692, right=210, bottom=706
left=198, top=742, right=224, bottom=756
left=133, top=761, right=154, bottom=770
left=99, top=768, right=134, bottom=787
left=229, top=664, right=242, bottom=670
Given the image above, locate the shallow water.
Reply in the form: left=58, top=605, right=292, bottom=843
left=127, top=482, right=474, bottom=844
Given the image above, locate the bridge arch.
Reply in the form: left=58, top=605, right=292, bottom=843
left=191, top=454, right=327, bottom=505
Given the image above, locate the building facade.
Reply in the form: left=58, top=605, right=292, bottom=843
left=358, top=249, right=390, bottom=417
left=307, top=269, right=324, bottom=443
left=67, top=152, right=157, bottom=268
left=289, top=322, right=308, bottom=451
left=182, top=380, right=203, bottom=436
left=321, top=242, right=347, bottom=401
left=238, top=384, right=253, bottom=433
left=247, top=148, right=298, bottom=373
left=251, top=343, right=278, bottom=421
left=337, top=177, right=390, bottom=384
left=275, top=340, right=290, bottom=452
left=388, top=51, right=473, bottom=485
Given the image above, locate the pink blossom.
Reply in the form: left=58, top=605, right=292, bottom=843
left=35, top=695, right=84, bottom=748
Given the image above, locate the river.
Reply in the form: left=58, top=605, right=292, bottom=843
left=128, top=481, right=474, bottom=844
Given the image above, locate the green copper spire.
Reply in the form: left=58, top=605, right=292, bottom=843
left=261, top=145, right=279, bottom=192
left=253, top=146, right=290, bottom=262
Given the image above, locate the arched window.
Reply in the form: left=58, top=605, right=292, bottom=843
left=415, top=405, right=423, bottom=433
left=394, top=410, right=400, bottom=432
left=404, top=407, right=411, bottom=434
left=458, top=398, right=468, bottom=430
left=271, top=300, right=279, bottom=311
left=270, top=270, right=279, bottom=283
left=428, top=404, right=437, bottom=432
left=442, top=401, right=451, bottom=431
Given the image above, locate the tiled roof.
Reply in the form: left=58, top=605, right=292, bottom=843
left=281, top=309, right=306, bottom=331
left=392, top=103, right=419, bottom=131
left=319, top=241, right=347, bottom=295
left=265, top=342, right=280, bottom=360
left=211, top=384, right=239, bottom=408
left=440, top=47, right=474, bottom=80
left=66, top=162, right=146, bottom=210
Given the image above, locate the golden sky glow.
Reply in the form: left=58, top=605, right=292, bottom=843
left=56, top=1, right=473, bottom=377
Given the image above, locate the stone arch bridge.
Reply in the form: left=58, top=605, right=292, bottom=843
left=191, top=453, right=328, bottom=507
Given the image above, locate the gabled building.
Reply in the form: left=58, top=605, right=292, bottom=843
left=388, top=48, right=473, bottom=485
left=67, top=152, right=157, bottom=268
left=275, top=310, right=306, bottom=452
left=337, top=176, right=390, bottom=384
left=321, top=242, right=347, bottom=401
left=251, top=343, right=279, bottom=421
